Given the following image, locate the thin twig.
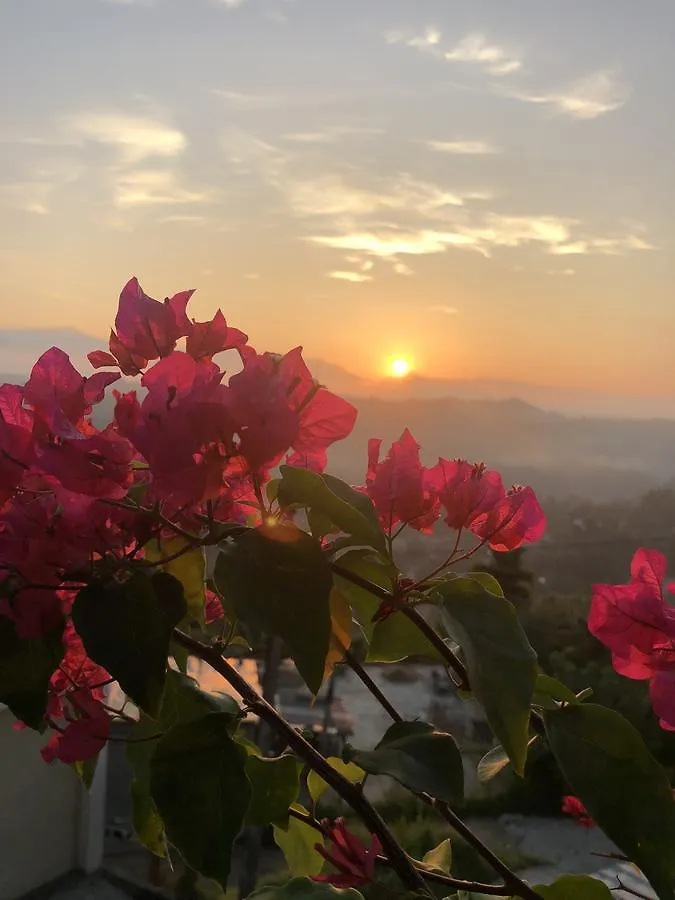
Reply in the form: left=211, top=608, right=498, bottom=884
left=343, top=650, right=403, bottom=724
left=400, top=605, right=469, bottom=689
left=171, top=629, right=428, bottom=895
left=337, top=643, right=541, bottom=900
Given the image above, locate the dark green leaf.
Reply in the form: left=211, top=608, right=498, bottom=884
left=245, top=754, right=301, bottom=826
left=214, top=525, right=332, bottom=694
left=0, top=616, right=64, bottom=729
left=544, top=703, right=675, bottom=900
left=150, top=712, right=250, bottom=886
left=345, top=722, right=464, bottom=804
left=127, top=670, right=240, bottom=856
left=273, top=805, right=325, bottom=877
left=368, top=610, right=444, bottom=663
left=277, top=467, right=386, bottom=555
left=72, top=571, right=187, bottom=717
left=249, top=877, right=364, bottom=900
left=476, top=737, right=539, bottom=784
left=421, top=838, right=452, bottom=875
left=332, top=550, right=396, bottom=643
left=533, top=875, right=612, bottom=899
left=438, top=576, right=537, bottom=776
left=532, top=674, right=579, bottom=710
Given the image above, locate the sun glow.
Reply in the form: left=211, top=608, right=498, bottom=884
left=389, top=357, right=412, bottom=379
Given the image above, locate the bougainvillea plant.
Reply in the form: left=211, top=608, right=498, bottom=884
left=1, top=277, right=674, bottom=900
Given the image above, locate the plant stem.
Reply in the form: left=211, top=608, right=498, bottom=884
left=287, top=807, right=520, bottom=897
left=339, top=643, right=542, bottom=900
left=172, top=629, right=429, bottom=895
left=330, top=562, right=469, bottom=689
left=400, top=605, right=469, bottom=689
left=343, top=650, right=403, bottom=724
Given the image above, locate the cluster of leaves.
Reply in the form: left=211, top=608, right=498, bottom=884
left=0, top=277, right=674, bottom=900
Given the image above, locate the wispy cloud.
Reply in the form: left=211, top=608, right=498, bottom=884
left=426, top=139, right=501, bottom=155
left=284, top=173, right=468, bottom=219
left=67, top=111, right=186, bottom=163
left=389, top=29, right=521, bottom=76
left=307, top=215, right=654, bottom=262
left=328, top=270, right=372, bottom=283
left=499, top=71, right=628, bottom=119
left=112, top=169, right=210, bottom=209
left=0, top=161, right=83, bottom=215
left=282, top=126, right=384, bottom=144
left=444, top=33, right=521, bottom=76
left=386, top=28, right=441, bottom=50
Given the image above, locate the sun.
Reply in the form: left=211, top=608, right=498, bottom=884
left=389, top=357, right=412, bottom=379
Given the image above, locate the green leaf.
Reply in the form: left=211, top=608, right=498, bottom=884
left=332, top=550, right=396, bottom=643
left=245, top=754, right=301, bottom=826
left=72, top=570, right=187, bottom=717
left=476, top=737, right=539, bottom=784
left=533, top=875, right=612, bottom=899
left=345, top=721, right=464, bottom=804
left=438, top=576, right=537, bottom=776
left=249, top=876, right=364, bottom=900
left=544, top=703, right=675, bottom=900
left=72, top=754, right=99, bottom=790
left=214, top=524, right=332, bottom=694
left=127, top=669, right=240, bottom=856
left=144, top=538, right=206, bottom=626
left=150, top=712, right=251, bottom=886
left=131, top=778, right=166, bottom=857
left=277, top=467, right=386, bottom=555
left=0, top=616, right=64, bottom=730
left=273, top=805, right=325, bottom=878
left=307, top=757, right=364, bottom=802
left=532, top=674, right=579, bottom=710
left=367, top=609, right=444, bottom=663
left=421, top=838, right=452, bottom=875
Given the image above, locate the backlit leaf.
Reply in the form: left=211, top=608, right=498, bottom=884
left=273, top=805, right=325, bottom=878
left=245, top=754, right=301, bottom=826
left=307, top=757, right=364, bottom=802
left=544, top=703, right=675, bottom=900
left=438, top=576, right=537, bottom=776
left=0, top=616, right=64, bottom=730
left=214, top=524, right=332, bottom=694
left=150, top=713, right=250, bottom=886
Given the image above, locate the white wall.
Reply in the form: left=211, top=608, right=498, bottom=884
left=0, top=707, right=107, bottom=900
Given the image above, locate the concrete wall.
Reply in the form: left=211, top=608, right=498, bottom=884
left=0, top=707, right=106, bottom=900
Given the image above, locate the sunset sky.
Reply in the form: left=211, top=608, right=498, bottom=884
left=1, top=0, right=673, bottom=395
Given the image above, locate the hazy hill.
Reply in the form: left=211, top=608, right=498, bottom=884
left=2, top=329, right=675, bottom=501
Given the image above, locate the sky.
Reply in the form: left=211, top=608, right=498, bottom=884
left=1, top=0, right=674, bottom=397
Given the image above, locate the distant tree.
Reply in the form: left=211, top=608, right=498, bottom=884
left=475, top=548, right=534, bottom=613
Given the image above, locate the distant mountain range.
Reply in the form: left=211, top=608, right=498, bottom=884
left=2, top=327, right=675, bottom=501
left=306, top=359, right=675, bottom=420
left=2, top=327, right=674, bottom=420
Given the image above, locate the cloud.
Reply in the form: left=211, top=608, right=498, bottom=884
left=429, top=305, right=459, bottom=315
left=387, top=29, right=520, bottom=77
left=500, top=71, right=628, bottom=119
left=328, top=270, right=372, bottom=283
left=308, top=215, right=654, bottom=262
left=386, top=28, right=441, bottom=50
left=282, top=126, right=384, bottom=144
left=67, top=112, right=186, bottom=163
left=426, top=139, right=501, bottom=155
left=549, top=234, right=654, bottom=255
left=444, top=33, right=521, bottom=76
left=112, top=169, right=210, bottom=209
left=0, top=161, right=83, bottom=215
left=283, top=173, right=472, bottom=219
